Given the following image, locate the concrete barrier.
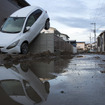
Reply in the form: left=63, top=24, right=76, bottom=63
left=29, top=33, right=73, bottom=54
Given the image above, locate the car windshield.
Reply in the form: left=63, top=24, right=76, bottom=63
left=1, top=17, right=25, bottom=33
left=0, top=80, right=25, bottom=95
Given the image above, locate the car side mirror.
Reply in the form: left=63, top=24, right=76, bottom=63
left=25, top=26, right=30, bottom=32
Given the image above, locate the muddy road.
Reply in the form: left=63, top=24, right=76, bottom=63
left=0, top=54, right=105, bottom=105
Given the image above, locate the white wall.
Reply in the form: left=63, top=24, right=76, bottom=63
left=60, top=34, right=69, bottom=41
left=73, top=47, right=77, bottom=54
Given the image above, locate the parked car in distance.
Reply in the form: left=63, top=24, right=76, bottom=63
left=0, top=6, right=50, bottom=54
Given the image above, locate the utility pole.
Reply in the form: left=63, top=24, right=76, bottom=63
left=91, top=23, right=96, bottom=42
left=89, top=33, right=92, bottom=44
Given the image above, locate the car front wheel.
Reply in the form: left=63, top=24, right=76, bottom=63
left=45, top=20, right=50, bottom=30
left=21, top=43, right=28, bottom=54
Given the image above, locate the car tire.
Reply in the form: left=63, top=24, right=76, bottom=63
left=20, top=63, right=29, bottom=72
left=45, top=20, right=50, bottom=30
left=44, top=81, right=50, bottom=93
left=21, top=43, right=28, bottom=54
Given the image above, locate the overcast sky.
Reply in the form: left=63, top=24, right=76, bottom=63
left=26, top=0, right=105, bottom=43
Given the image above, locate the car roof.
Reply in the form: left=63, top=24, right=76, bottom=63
left=10, top=6, right=43, bottom=17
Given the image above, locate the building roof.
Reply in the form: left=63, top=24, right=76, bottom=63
left=70, top=40, right=76, bottom=42
left=77, top=42, right=85, bottom=43
left=97, top=30, right=105, bottom=38
left=60, top=33, right=69, bottom=38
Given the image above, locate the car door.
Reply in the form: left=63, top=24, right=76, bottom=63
left=23, top=9, right=43, bottom=43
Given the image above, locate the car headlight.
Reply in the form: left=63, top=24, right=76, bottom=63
left=7, top=40, right=20, bottom=49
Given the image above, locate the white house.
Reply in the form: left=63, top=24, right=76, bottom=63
left=76, top=42, right=85, bottom=52
left=41, top=28, right=70, bottom=41
left=60, top=33, right=70, bottom=41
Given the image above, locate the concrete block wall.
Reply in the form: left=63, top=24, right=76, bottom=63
left=29, top=33, right=54, bottom=53
left=29, top=33, right=73, bottom=54
left=54, top=35, right=73, bottom=53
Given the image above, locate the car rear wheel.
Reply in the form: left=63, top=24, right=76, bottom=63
left=45, top=20, right=50, bottom=30
left=21, top=43, right=28, bottom=54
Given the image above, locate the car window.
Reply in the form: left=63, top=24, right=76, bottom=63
left=0, top=80, right=25, bottom=96
left=26, top=15, right=35, bottom=27
left=23, top=80, right=42, bottom=103
left=25, top=9, right=42, bottom=28
left=33, top=9, right=42, bottom=21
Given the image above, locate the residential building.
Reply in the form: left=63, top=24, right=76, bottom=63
left=42, top=28, right=70, bottom=41
left=76, top=42, right=85, bottom=52
left=85, top=43, right=92, bottom=52
left=97, top=31, right=105, bottom=52
left=0, top=0, right=29, bottom=27
left=59, top=33, right=69, bottom=41
left=41, top=27, right=61, bottom=36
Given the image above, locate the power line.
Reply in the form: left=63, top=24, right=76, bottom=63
left=93, top=0, right=104, bottom=22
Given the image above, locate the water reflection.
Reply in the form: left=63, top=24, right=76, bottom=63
left=0, top=63, right=50, bottom=105
left=0, top=59, right=70, bottom=105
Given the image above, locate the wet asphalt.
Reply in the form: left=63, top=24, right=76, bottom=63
left=0, top=54, right=105, bottom=105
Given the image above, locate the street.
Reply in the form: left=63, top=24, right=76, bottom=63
left=0, top=54, right=105, bottom=105
left=42, top=54, right=105, bottom=105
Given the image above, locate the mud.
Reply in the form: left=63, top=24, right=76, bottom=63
left=0, top=51, right=73, bottom=65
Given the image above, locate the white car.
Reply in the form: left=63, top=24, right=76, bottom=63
left=0, top=6, right=50, bottom=54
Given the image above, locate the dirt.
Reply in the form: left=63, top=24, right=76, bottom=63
left=0, top=51, right=74, bottom=65
left=76, top=55, right=84, bottom=58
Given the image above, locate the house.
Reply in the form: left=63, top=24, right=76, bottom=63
left=91, top=42, right=97, bottom=52
left=85, top=43, right=92, bottom=52
left=59, top=33, right=69, bottom=41
left=76, top=42, right=85, bottom=52
left=41, top=27, right=61, bottom=36
left=97, top=31, right=105, bottom=52
left=42, top=28, right=70, bottom=41
left=0, top=0, right=29, bottom=27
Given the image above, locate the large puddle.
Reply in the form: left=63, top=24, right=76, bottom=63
left=1, top=54, right=105, bottom=105
left=0, top=58, right=70, bottom=105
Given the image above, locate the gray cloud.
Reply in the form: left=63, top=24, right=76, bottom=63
left=54, top=16, right=90, bottom=28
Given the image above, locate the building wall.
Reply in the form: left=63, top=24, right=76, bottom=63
left=54, top=35, right=73, bottom=53
left=73, top=47, right=77, bottom=54
left=0, top=0, right=20, bottom=27
left=97, top=32, right=105, bottom=52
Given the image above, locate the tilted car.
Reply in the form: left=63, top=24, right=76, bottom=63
left=0, top=6, right=50, bottom=54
